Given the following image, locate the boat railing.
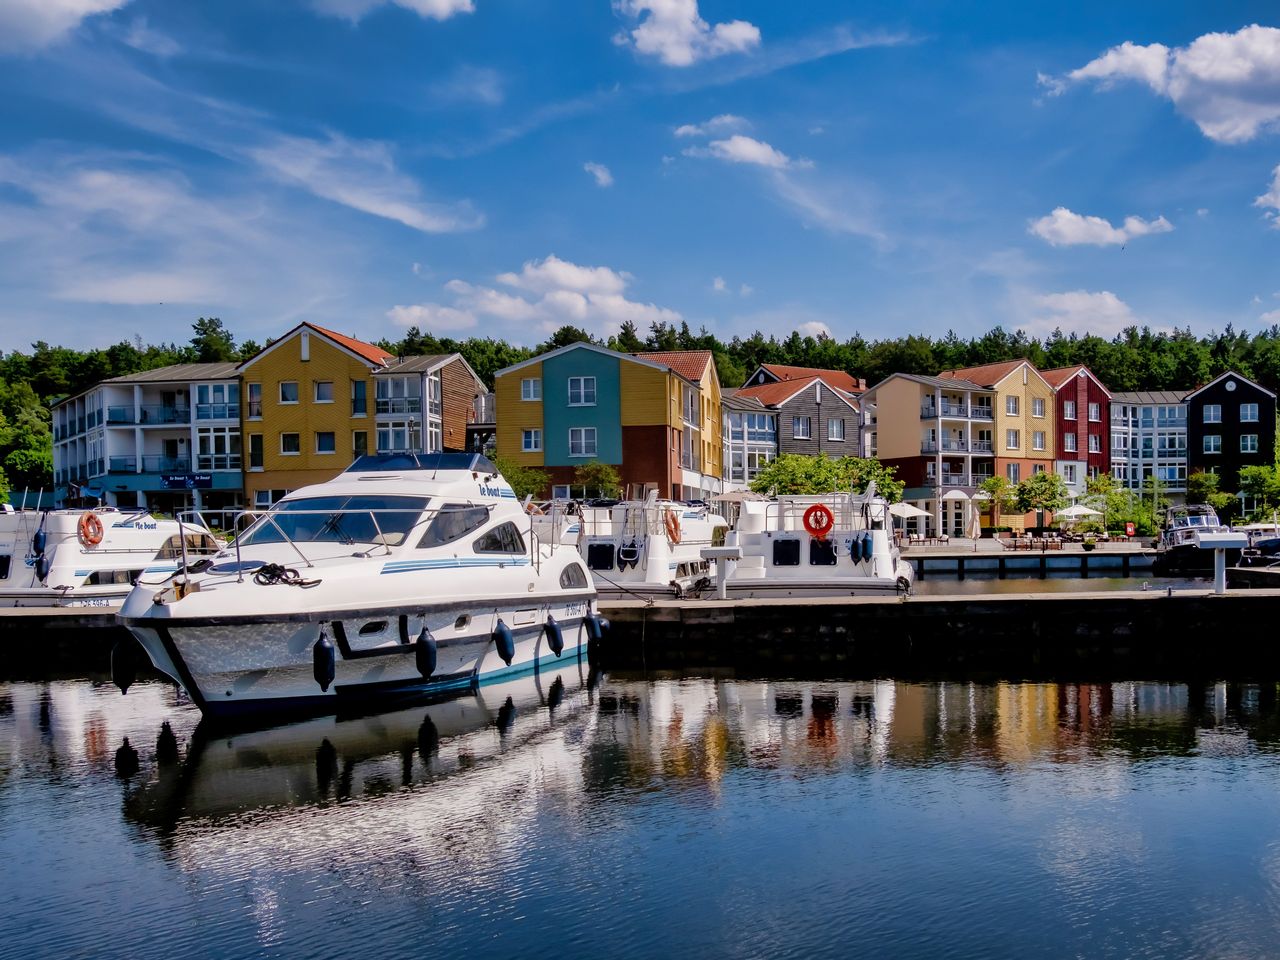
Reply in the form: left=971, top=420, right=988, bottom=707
left=757, top=495, right=883, bottom=533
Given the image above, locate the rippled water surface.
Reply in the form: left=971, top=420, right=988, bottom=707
left=3, top=670, right=1280, bottom=960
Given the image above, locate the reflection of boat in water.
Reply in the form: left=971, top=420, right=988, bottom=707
left=119, top=454, right=601, bottom=720
left=0, top=507, right=219, bottom=608
left=123, top=660, right=594, bottom=831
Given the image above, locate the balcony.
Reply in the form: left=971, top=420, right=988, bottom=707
left=106, top=405, right=190, bottom=425
left=108, top=455, right=194, bottom=473
left=929, top=473, right=971, bottom=487
left=971, top=440, right=993, bottom=453
left=680, top=451, right=701, bottom=472
left=196, top=454, right=241, bottom=471
left=196, top=403, right=240, bottom=420
left=970, top=406, right=994, bottom=420
left=921, top=439, right=970, bottom=454
left=471, top=393, right=495, bottom=424
left=376, top=398, right=422, bottom=415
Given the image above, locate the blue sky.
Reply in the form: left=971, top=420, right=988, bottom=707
left=1, top=1, right=1279, bottom=352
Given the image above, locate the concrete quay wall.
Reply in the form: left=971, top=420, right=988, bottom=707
left=597, top=590, right=1280, bottom=680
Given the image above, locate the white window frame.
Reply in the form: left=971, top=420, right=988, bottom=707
left=1088, top=402, right=1101, bottom=422
left=1032, top=398, right=1045, bottom=418
left=1005, top=429, right=1020, bottom=450
left=828, top=418, right=845, bottom=441
left=568, top=426, right=597, bottom=458
left=568, top=376, right=597, bottom=407
left=1006, top=396, right=1020, bottom=416
left=793, top=416, right=812, bottom=439
left=1242, top=433, right=1259, bottom=453
left=1088, top=434, right=1101, bottom=453
left=1006, top=462, right=1020, bottom=483
left=315, top=431, right=336, bottom=455
left=280, top=432, right=301, bottom=456
left=1063, top=400, right=1076, bottom=420
left=1032, top=431, right=1045, bottom=451
left=1204, top=435, right=1221, bottom=454
left=1061, top=463, right=1078, bottom=485
left=521, top=378, right=541, bottom=401
left=314, top=381, right=334, bottom=404
left=279, top=381, right=299, bottom=405
left=1063, top=433, right=1077, bottom=452
left=1241, top=403, right=1259, bottom=422
left=1203, top=404, right=1221, bottom=424
left=522, top=428, right=542, bottom=452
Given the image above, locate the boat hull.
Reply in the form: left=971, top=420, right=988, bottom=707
left=123, top=598, right=595, bottom=721
left=1152, top=545, right=1241, bottom=576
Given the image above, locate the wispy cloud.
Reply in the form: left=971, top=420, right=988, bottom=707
left=1029, top=207, right=1173, bottom=246
left=584, top=162, right=614, bottom=187
left=613, top=0, right=760, bottom=68
left=426, top=65, right=503, bottom=106
left=309, top=0, right=473, bottom=24
left=1255, top=165, right=1280, bottom=227
left=674, top=113, right=748, bottom=138
left=1040, top=25, right=1280, bottom=144
left=0, top=0, right=131, bottom=54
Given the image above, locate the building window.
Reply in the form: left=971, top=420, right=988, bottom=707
left=247, top=383, right=263, bottom=419
left=1006, top=396, right=1020, bottom=416
left=828, top=418, right=845, bottom=441
left=353, top=431, right=368, bottom=458
left=314, top=381, right=334, bottom=403
left=1033, top=464, right=1045, bottom=474
left=522, top=429, right=542, bottom=452
left=377, top=420, right=421, bottom=453
left=255, top=489, right=290, bottom=510
left=197, top=426, right=241, bottom=471
left=1088, top=434, right=1101, bottom=453
left=1204, top=435, right=1221, bottom=454
left=1032, top=398, right=1045, bottom=418
left=1063, top=400, right=1076, bottom=420
left=376, top=377, right=420, bottom=414
left=249, top=434, right=264, bottom=470
left=1062, top=463, right=1078, bottom=484
left=569, top=427, right=597, bottom=457
left=280, top=381, right=299, bottom=404
left=196, top=383, right=238, bottom=420
left=1203, top=404, right=1221, bottom=424
left=1006, top=462, right=1020, bottom=483
left=521, top=378, right=541, bottom=401
left=1063, top=433, right=1077, bottom=452
left=351, top=380, right=367, bottom=416
left=315, top=431, right=336, bottom=454
left=1032, top=431, right=1045, bottom=451
left=1242, top=434, right=1259, bottom=453
left=568, top=376, right=596, bottom=406
left=281, top=432, right=301, bottom=455
left=1088, top=402, right=1101, bottom=421
left=1241, top=403, right=1259, bottom=422
left=793, top=416, right=812, bottom=439
left=1005, top=429, right=1020, bottom=450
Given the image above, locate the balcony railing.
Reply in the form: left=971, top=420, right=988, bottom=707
left=922, top=439, right=970, bottom=453
left=471, top=393, right=495, bottom=424
left=680, top=452, right=701, bottom=471
left=929, top=474, right=971, bottom=487
left=109, top=455, right=195, bottom=473
left=921, top=403, right=995, bottom=420
left=196, top=454, right=241, bottom=471
left=196, top=403, right=240, bottom=420
left=106, top=405, right=190, bottom=425
left=376, top=398, right=422, bottom=415
left=971, top=440, right=993, bottom=453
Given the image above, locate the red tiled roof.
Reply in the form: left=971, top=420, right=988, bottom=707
left=937, top=359, right=1028, bottom=387
left=736, top=376, right=857, bottom=409
left=761, top=364, right=863, bottom=393
left=308, top=322, right=394, bottom=366
left=633, top=350, right=713, bottom=382
left=1039, top=365, right=1084, bottom=389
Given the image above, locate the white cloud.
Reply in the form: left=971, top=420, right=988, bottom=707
left=685, top=134, right=799, bottom=169
left=1029, top=290, right=1138, bottom=337
left=1197, top=207, right=1210, bottom=217
left=674, top=113, right=748, bottom=137
left=399, top=255, right=680, bottom=340
left=117, top=17, right=180, bottom=57
left=614, top=0, right=760, bottom=68
left=1254, top=164, right=1280, bottom=226
left=1260, top=309, right=1280, bottom=323
left=1042, top=25, right=1280, bottom=143
left=583, top=162, right=614, bottom=187
left=739, top=283, right=753, bottom=297
left=797, top=321, right=831, bottom=338
left=426, top=65, right=503, bottom=106
left=310, top=0, right=473, bottom=23
left=0, top=0, right=130, bottom=54
left=386, top=302, right=477, bottom=330
left=1029, top=207, right=1174, bottom=246
left=712, top=276, right=727, bottom=293
left=248, top=133, right=483, bottom=233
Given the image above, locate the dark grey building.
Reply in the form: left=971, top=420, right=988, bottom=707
left=733, top=376, right=861, bottom=458
left=1185, top=371, right=1277, bottom=493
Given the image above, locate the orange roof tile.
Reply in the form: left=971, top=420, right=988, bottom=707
left=308, top=322, right=394, bottom=366
left=736, top=376, right=857, bottom=409
left=937, top=359, right=1028, bottom=387
left=633, top=350, right=713, bottom=382
left=761, top=364, right=863, bottom=393
left=1039, top=366, right=1084, bottom=389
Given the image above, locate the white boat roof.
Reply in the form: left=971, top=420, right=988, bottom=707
left=280, top=453, right=517, bottom=502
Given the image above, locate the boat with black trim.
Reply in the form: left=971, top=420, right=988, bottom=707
left=1152, top=503, right=1238, bottom=576
left=118, top=453, right=601, bottom=720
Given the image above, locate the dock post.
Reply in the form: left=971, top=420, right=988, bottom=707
left=1214, top=548, right=1227, bottom=596
left=700, top=546, right=743, bottom=601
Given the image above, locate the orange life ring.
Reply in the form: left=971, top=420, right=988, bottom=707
left=78, top=511, right=104, bottom=547
left=664, top=509, right=682, bottom=545
left=803, top=504, right=835, bottom=540
left=525, top=501, right=545, bottom=516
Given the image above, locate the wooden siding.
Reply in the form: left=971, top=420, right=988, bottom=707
left=619, top=362, right=670, bottom=427
left=439, top=357, right=480, bottom=452
left=494, top=361, right=543, bottom=464
left=870, top=378, right=922, bottom=460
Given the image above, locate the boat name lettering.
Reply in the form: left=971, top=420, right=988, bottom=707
left=565, top=602, right=587, bottom=618
left=133, top=521, right=158, bottom=531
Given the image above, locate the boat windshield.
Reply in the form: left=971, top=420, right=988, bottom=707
left=238, top=495, right=431, bottom=547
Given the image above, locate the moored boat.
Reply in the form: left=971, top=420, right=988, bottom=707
left=1152, top=504, right=1238, bottom=576
left=0, top=506, right=219, bottom=608
left=118, top=453, right=602, bottom=720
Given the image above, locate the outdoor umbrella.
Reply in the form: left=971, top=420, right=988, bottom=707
left=1057, top=504, right=1102, bottom=519
left=889, top=502, right=929, bottom=518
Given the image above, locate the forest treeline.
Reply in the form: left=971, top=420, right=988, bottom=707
left=5, top=315, right=1280, bottom=497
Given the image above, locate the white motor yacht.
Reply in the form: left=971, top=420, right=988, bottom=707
left=1152, top=503, right=1237, bottom=575
left=0, top=506, right=219, bottom=608
left=118, top=454, right=602, bottom=721
left=715, top=484, right=914, bottom=598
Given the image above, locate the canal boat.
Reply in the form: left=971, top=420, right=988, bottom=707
left=713, top=484, right=914, bottom=598
left=1152, top=503, right=1239, bottom=576
left=118, top=453, right=601, bottom=720
left=539, top=495, right=729, bottom=599
left=0, top=506, right=219, bottom=608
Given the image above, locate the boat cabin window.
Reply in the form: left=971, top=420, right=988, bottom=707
left=472, top=522, right=527, bottom=555
left=560, top=563, right=589, bottom=588
left=87, top=568, right=145, bottom=585
left=418, top=504, right=489, bottom=548
left=156, top=533, right=221, bottom=559
left=239, top=495, right=430, bottom=546
left=0, top=556, right=10, bottom=580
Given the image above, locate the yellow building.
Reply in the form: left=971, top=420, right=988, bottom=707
left=239, top=322, right=394, bottom=509
left=940, top=360, right=1056, bottom=486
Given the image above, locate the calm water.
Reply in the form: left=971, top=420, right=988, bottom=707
left=3, top=669, right=1280, bottom=960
